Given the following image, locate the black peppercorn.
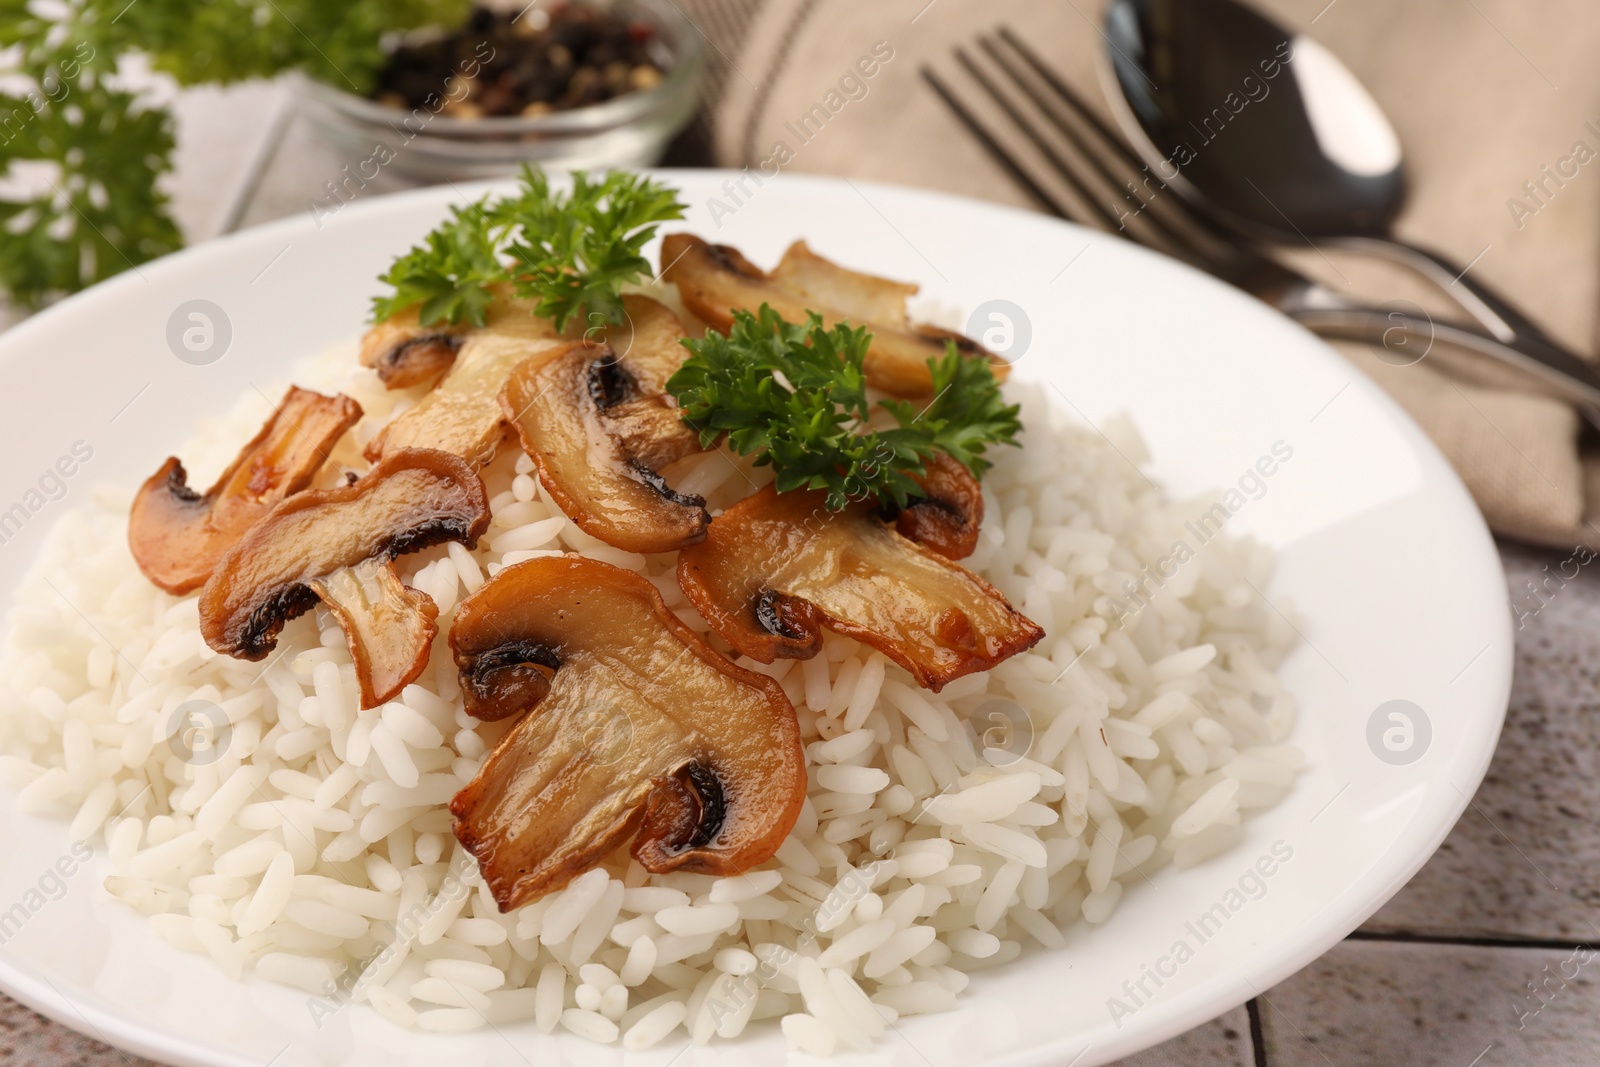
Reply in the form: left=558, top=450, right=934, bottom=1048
left=371, top=2, right=667, bottom=119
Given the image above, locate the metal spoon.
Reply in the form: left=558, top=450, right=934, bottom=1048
left=1100, top=0, right=1566, bottom=352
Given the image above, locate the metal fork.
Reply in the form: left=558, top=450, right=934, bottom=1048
left=922, top=27, right=1600, bottom=410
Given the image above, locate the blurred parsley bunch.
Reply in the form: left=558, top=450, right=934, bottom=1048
left=0, top=0, right=470, bottom=307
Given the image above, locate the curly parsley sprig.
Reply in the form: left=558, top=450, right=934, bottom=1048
left=666, top=305, right=1022, bottom=510
left=0, top=0, right=468, bottom=306
left=371, top=165, right=685, bottom=331
left=370, top=197, right=509, bottom=328
left=502, top=167, right=685, bottom=330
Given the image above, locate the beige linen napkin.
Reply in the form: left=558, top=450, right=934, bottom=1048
left=676, top=0, right=1600, bottom=551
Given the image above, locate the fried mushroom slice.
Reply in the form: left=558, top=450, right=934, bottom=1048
left=129, top=386, right=363, bottom=595
left=449, top=555, right=805, bottom=910
left=365, top=330, right=576, bottom=466
left=503, top=348, right=709, bottom=554
left=359, top=311, right=465, bottom=390
left=660, top=233, right=1009, bottom=397
left=359, top=287, right=563, bottom=390
left=199, top=449, right=490, bottom=689
left=501, top=298, right=708, bottom=554
left=890, top=452, right=985, bottom=561
left=310, top=558, right=441, bottom=709
left=589, top=295, right=709, bottom=473
left=678, top=485, right=1043, bottom=691
left=769, top=239, right=920, bottom=325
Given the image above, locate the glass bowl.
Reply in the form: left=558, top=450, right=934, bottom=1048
left=296, top=0, right=704, bottom=181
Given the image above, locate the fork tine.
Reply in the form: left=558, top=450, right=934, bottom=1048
left=924, top=63, right=1199, bottom=271
left=985, top=30, right=1232, bottom=259
left=930, top=46, right=1218, bottom=273
left=950, top=47, right=1131, bottom=236
left=997, top=26, right=1153, bottom=180
left=976, top=35, right=1149, bottom=215
left=920, top=67, right=1077, bottom=222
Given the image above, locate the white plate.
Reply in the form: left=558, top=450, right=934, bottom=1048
left=0, top=172, right=1510, bottom=1067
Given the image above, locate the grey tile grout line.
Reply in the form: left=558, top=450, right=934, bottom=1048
left=1244, top=927, right=1589, bottom=1062
left=1344, top=929, right=1598, bottom=952
left=1235, top=927, right=1600, bottom=1064
left=1246, top=997, right=1269, bottom=1067
left=1249, top=988, right=1336, bottom=1067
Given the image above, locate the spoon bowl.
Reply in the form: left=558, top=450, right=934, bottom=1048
left=1102, top=0, right=1405, bottom=238
left=1102, top=0, right=1566, bottom=349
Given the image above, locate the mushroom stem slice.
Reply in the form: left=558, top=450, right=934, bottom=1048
left=502, top=329, right=709, bottom=555
left=128, top=386, right=363, bottom=595
left=660, top=233, right=1010, bottom=397
left=365, top=330, right=576, bottom=466
left=677, top=485, right=1044, bottom=691
left=449, top=555, right=805, bottom=911
left=892, top=452, right=985, bottom=560
left=310, top=558, right=440, bottom=709
left=199, top=448, right=490, bottom=667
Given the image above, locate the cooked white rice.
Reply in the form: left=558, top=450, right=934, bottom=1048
left=0, top=320, right=1302, bottom=1051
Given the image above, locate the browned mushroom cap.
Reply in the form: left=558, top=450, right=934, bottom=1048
left=596, top=294, right=697, bottom=388
left=677, top=485, right=1043, bottom=691
left=359, top=311, right=465, bottom=390
left=359, top=288, right=559, bottom=390
left=893, top=452, right=985, bottom=561
left=199, top=449, right=490, bottom=675
left=310, top=558, right=441, bottom=709
left=364, top=328, right=576, bottom=466
left=589, top=295, right=706, bottom=468
left=501, top=297, right=709, bottom=554
left=128, top=387, right=363, bottom=595
left=660, top=233, right=1010, bottom=397
left=449, top=555, right=805, bottom=910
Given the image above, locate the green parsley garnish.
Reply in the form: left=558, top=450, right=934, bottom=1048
left=666, top=305, right=1022, bottom=510
left=502, top=167, right=686, bottom=330
left=0, top=0, right=468, bottom=306
left=371, top=198, right=508, bottom=328
left=371, top=165, right=685, bottom=331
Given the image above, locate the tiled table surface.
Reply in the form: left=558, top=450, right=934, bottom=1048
left=4, top=84, right=1600, bottom=1067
